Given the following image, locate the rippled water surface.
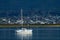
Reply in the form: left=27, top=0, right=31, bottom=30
left=0, top=27, right=60, bottom=40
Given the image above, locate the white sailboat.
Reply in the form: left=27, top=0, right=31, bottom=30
left=16, top=8, right=32, bottom=35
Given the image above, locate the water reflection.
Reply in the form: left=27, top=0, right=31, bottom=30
left=0, top=27, right=60, bottom=40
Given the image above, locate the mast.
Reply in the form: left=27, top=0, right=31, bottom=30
left=21, top=8, right=23, bottom=21
left=21, top=8, right=24, bottom=25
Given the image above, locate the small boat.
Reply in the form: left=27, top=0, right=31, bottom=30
left=16, top=9, right=32, bottom=36
left=16, top=28, right=32, bottom=35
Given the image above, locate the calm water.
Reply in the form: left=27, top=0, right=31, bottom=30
left=0, top=27, right=60, bottom=40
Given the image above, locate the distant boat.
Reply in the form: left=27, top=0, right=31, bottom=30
left=16, top=28, right=32, bottom=35
left=16, top=9, right=32, bottom=35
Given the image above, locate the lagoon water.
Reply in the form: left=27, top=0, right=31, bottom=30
left=0, top=27, right=60, bottom=40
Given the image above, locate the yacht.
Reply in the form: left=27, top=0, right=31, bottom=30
left=16, top=28, right=32, bottom=35
left=16, top=9, right=32, bottom=35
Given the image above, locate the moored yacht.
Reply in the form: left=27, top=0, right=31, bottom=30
left=16, top=28, right=32, bottom=35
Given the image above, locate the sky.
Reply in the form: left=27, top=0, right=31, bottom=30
left=0, top=0, right=60, bottom=10
left=0, top=0, right=60, bottom=17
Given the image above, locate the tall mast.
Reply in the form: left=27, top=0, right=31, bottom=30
left=21, top=8, right=23, bottom=21
left=21, top=8, right=24, bottom=25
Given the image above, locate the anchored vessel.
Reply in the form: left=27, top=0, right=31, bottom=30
left=16, top=28, right=32, bottom=35
left=16, top=9, right=32, bottom=36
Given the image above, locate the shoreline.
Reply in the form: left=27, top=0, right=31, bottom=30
left=0, top=24, right=60, bottom=28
